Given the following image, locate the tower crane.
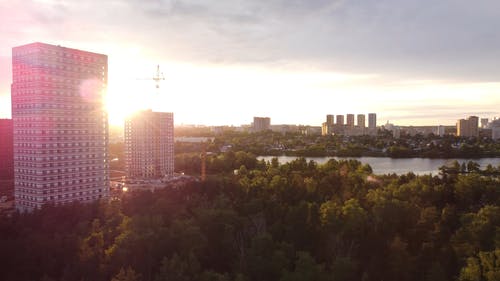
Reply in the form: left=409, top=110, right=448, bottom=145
left=137, top=65, right=165, bottom=89
left=152, top=64, right=165, bottom=89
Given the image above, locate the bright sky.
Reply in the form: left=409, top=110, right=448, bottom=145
left=1, top=0, right=500, bottom=126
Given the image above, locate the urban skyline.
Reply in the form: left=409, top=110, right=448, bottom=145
left=0, top=3, right=499, bottom=281
left=1, top=1, right=500, bottom=126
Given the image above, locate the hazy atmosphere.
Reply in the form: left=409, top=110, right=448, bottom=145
left=1, top=0, right=500, bottom=125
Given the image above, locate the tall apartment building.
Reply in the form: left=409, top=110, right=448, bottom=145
left=12, top=42, right=109, bottom=211
left=357, top=114, right=365, bottom=128
left=368, top=113, right=377, bottom=129
left=322, top=115, right=333, bottom=136
left=0, top=119, right=14, bottom=190
left=326, top=114, right=334, bottom=125
left=457, top=119, right=467, bottom=136
left=346, top=114, right=355, bottom=127
left=125, top=110, right=174, bottom=179
left=253, top=117, right=271, bottom=132
left=336, top=115, right=344, bottom=126
left=457, top=116, right=479, bottom=137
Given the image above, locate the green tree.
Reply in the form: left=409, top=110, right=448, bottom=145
left=280, top=251, right=327, bottom=281
left=154, top=253, right=200, bottom=281
left=111, top=267, right=141, bottom=281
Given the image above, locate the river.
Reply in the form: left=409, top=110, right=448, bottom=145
left=257, top=156, right=500, bottom=175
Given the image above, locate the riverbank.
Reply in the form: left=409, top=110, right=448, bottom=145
left=258, top=156, right=500, bottom=175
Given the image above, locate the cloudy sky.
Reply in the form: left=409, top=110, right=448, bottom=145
left=1, top=0, right=499, bottom=126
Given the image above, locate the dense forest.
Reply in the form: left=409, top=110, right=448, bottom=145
left=0, top=156, right=499, bottom=281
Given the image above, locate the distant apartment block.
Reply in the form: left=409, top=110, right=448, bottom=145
left=480, top=118, right=489, bottom=128
left=322, top=113, right=377, bottom=136
left=322, top=122, right=331, bottom=136
left=346, top=114, right=355, bottom=127
left=125, top=110, right=174, bottom=179
left=392, top=127, right=401, bottom=138
left=357, top=114, right=365, bottom=128
left=368, top=113, right=377, bottom=129
left=253, top=117, right=271, bottom=132
left=336, top=115, right=344, bottom=126
left=321, top=125, right=330, bottom=136
left=457, top=116, right=479, bottom=137
left=302, top=126, right=322, bottom=135
left=0, top=119, right=14, bottom=182
left=437, top=125, right=445, bottom=137
left=326, top=114, right=334, bottom=125
left=489, top=119, right=500, bottom=140
left=12, top=42, right=109, bottom=211
left=323, top=114, right=335, bottom=135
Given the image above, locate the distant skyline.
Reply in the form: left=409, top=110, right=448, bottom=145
left=1, top=0, right=500, bottom=126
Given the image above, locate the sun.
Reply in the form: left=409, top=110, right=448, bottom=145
left=105, top=62, right=160, bottom=126
left=105, top=80, right=153, bottom=126
left=100, top=47, right=166, bottom=126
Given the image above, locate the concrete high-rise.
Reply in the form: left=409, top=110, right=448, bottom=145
left=12, top=42, right=109, bottom=211
left=346, top=114, right=355, bottom=127
left=253, top=117, right=271, bottom=132
left=469, top=116, right=479, bottom=134
left=357, top=114, right=366, bottom=128
left=125, top=110, right=174, bottom=179
left=322, top=115, right=334, bottom=136
left=326, top=114, right=334, bottom=125
left=457, top=116, right=479, bottom=137
left=457, top=119, right=467, bottom=136
left=490, top=119, right=500, bottom=140
left=336, top=115, right=344, bottom=126
left=368, top=113, right=377, bottom=129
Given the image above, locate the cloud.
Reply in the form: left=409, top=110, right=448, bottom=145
left=1, top=0, right=500, bottom=124
left=3, top=0, right=500, bottom=81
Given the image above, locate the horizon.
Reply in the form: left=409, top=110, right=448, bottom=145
left=1, top=1, right=500, bottom=126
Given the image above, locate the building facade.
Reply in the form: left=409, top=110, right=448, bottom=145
left=0, top=119, right=14, bottom=190
left=323, top=113, right=377, bottom=136
left=125, top=110, right=174, bottom=179
left=346, top=114, right=355, bottom=127
left=12, top=42, right=109, bottom=211
left=488, top=119, right=500, bottom=140
left=335, top=115, right=344, bottom=126
left=368, top=113, right=377, bottom=129
left=357, top=114, right=365, bottom=128
left=326, top=114, right=334, bottom=125
left=457, top=116, right=479, bottom=137
left=253, top=117, right=271, bottom=132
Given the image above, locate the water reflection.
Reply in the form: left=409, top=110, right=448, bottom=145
left=258, top=156, right=500, bottom=175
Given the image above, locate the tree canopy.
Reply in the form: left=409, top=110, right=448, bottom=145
left=0, top=157, right=498, bottom=281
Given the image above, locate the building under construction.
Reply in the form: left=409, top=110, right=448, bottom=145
left=124, top=109, right=174, bottom=179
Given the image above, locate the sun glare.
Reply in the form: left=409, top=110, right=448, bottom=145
left=105, top=60, right=160, bottom=126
